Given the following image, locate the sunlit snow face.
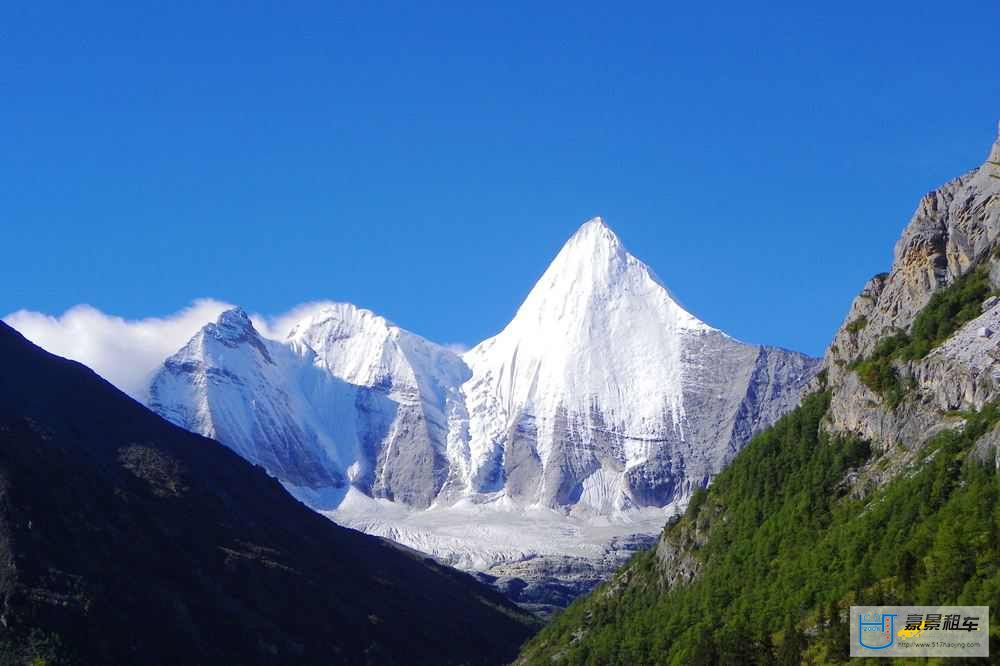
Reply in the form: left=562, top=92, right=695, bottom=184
left=346, top=461, right=364, bottom=483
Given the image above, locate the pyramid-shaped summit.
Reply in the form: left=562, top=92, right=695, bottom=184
left=496, top=217, right=712, bottom=346
left=458, top=219, right=815, bottom=511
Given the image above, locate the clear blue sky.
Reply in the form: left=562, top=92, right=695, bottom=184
left=3, top=2, right=998, bottom=355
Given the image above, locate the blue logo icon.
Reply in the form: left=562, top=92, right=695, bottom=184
left=858, top=612, right=896, bottom=650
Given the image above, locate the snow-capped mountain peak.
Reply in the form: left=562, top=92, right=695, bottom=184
left=213, top=306, right=255, bottom=338
left=458, top=220, right=738, bottom=509
left=149, top=307, right=345, bottom=489
left=282, top=301, right=469, bottom=404
left=284, top=302, right=411, bottom=389
left=200, top=307, right=274, bottom=362
left=148, top=219, right=815, bottom=513
left=145, top=217, right=817, bottom=578
left=505, top=217, right=712, bottom=336
left=560, top=215, right=624, bottom=257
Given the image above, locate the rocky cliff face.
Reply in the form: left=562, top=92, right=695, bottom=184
left=817, top=126, right=1000, bottom=454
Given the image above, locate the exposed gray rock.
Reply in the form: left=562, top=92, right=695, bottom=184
left=916, top=302, right=1000, bottom=410
left=973, top=422, right=1000, bottom=470
left=481, top=533, right=658, bottom=618
left=818, top=126, right=1000, bottom=452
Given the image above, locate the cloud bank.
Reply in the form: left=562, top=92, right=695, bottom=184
left=3, top=299, right=470, bottom=402
left=3, top=299, right=236, bottom=401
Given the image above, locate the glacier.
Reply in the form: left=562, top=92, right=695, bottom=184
left=147, top=217, right=818, bottom=607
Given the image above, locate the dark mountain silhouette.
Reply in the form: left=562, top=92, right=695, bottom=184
left=0, top=322, right=537, bottom=665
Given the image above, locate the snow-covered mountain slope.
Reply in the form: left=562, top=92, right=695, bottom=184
left=146, top=218, right=817, bottom=595
left=151, top=303, right=470, bottom=508
left=149, top=308, right=345, bottom=489
left=283, top=303, right=470, bottom=507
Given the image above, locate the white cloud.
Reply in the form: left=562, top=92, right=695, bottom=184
left=3, top=299, right=233, bottom=401
left=443, top=342, right=470, bottom=355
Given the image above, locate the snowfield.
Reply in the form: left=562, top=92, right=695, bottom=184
left=317, top=486, right=677, bottom=572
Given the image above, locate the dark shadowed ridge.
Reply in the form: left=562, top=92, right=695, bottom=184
left=0, top=322, right=538, bottom=665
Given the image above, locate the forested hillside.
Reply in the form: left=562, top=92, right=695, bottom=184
left=517, top=388, right=1000, bottom=663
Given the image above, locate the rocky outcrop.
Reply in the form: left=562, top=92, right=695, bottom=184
left=973, top=421, right=1000, bottom=470
left=475, top=532, right=658, bottom=619
left=915, top=301, right=1000, bottom=408
left=818, top=125, right=1000, bottom=451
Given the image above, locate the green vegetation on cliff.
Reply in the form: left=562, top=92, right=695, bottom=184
left=852, top=265, right=996, bottom=407
left=517, top=392, right=1000, bottom=664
